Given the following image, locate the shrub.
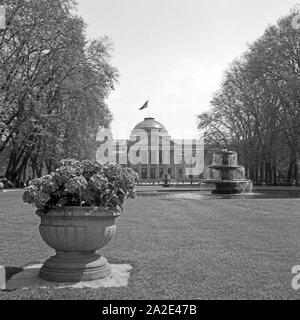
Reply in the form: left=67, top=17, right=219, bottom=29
left=23, top=159, right=139, bottom=213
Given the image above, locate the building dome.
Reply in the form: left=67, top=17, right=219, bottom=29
left=133, top=117, right=166, bottom=131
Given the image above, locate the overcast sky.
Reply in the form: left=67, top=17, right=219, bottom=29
left=77, top=0, right=298, bottom=139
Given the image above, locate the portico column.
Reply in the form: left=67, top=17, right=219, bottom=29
left=155, top=165, right=160, bottom=180
left=147, top=165, right=150, bottom=179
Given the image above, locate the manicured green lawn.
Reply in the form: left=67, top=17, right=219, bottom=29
left=0, top=190, right=300, bottom=300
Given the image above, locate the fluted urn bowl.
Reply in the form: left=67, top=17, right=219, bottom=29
left=36, top=206, right=120, bottom=282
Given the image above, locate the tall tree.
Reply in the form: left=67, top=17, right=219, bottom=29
left=0, top=0, right=118, bottom=184
left=199, top=10, right=300, bottom=184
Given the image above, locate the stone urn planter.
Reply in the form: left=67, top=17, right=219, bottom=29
left=37, top=206, right=120, bottom=282
left=23, top=159, right=139, bottom=283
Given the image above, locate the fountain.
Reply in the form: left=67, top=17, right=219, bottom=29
left=204, top=149, right=252, bottom=194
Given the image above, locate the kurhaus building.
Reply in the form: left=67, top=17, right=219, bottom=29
left=109, top=117, right=204, bottom=182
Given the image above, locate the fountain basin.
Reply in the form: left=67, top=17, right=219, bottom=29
left=212, top=180, right=252, bottom=194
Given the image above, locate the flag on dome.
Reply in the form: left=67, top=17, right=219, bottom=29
left=139, top=100, right=148, bottom=110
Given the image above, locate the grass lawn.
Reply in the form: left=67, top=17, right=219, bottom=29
left=0, top=190, right=300, bottom=300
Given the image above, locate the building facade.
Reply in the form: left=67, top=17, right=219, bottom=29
left=111, top=117, right=204, bottom=182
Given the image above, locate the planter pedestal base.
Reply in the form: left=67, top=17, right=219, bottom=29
left=39, top=251, right=111, bottom=282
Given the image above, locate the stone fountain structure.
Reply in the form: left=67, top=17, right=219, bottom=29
left=204, top=149, right=252, bottom=194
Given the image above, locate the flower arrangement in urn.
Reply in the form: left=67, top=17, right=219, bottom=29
left=23, top=159, right=139, bottom=282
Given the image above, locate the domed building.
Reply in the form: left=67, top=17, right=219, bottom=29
left=114, top=117, right=203, bottom=182
left=133, top=117, right=167, bottom=132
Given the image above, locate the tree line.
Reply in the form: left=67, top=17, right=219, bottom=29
left=199, top=10, right=300, bottom=185
left=0, top=0, right=118, bottom=186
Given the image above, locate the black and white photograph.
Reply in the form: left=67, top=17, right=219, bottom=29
left=0, top=0, right=300, bottom=307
